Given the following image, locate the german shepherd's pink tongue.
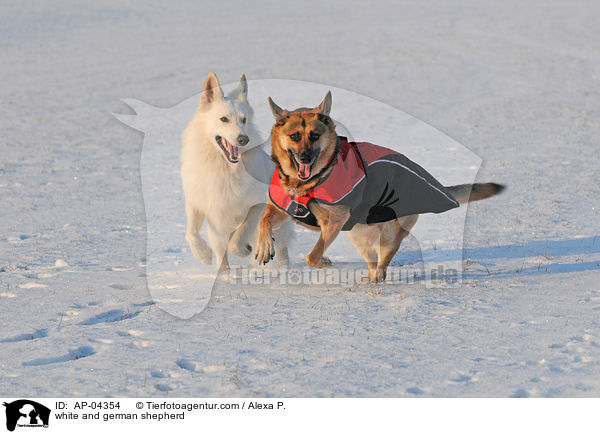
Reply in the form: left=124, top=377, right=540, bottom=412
left=298, top=163, right=311, bottom=179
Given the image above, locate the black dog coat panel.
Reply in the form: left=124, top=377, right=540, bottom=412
left=269, top=137, right=459, bottom=231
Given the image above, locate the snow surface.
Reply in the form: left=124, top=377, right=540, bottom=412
left=1, top=0, right=599, bottom=397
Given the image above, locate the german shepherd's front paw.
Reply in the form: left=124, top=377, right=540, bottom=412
left=305, top=255, right=332, bottom=268
left=255, top=235, right=275, bottom=265
left=186, top=234, right=213, bottom=265
left=362, top=268, right=386, bottom=283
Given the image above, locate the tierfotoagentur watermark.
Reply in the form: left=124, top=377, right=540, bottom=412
left=229, top=265, right=459, bottom=288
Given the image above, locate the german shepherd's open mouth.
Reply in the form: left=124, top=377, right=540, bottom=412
left=287, top=150, right=320, bottom=180
left=216, top=135, right=240, bottom=163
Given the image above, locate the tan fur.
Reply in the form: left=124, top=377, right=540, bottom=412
left=269, top=92, right=338, bottom=196
left=256, top=92, right=504, bottom=282
left=255, top=203, right=290, bottom=264
left=304, top=202, right=350, bottom=268
left=445, top=183, right=505, bottom=204
left=346, top=215, right=418, bottom=282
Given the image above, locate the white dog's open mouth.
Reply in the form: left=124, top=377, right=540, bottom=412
left=216, top=135, right=240, bottom=163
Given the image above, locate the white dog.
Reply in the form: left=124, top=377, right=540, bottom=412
left=181, top=72, right=290, bottom=270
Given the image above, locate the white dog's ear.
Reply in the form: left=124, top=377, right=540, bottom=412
left=234, top=74, right=248, bottom=102
left=268, top=97, right=288, bottom=120
left=314, top=91, right=332, bottom=115
left=200, top=72, right=224, bottom=106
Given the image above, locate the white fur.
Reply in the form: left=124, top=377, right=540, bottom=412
left=181, top=73, right=290, bottom=269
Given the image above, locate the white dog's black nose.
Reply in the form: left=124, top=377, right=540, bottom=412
left=237, top=135, right=249, bottom=146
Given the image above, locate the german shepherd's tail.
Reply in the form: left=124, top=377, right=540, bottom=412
left=445, top=183, right=505, bottom=204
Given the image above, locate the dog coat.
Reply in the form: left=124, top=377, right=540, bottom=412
left=269, top=137, right=459, bottom=231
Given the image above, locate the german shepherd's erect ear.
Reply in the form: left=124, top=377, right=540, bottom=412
left=268, top=91, right=332, bottom=121
left=313, top=91, right=332, bottom=116
left=268, top=97, right=289, bottom=120
left=200, top=72, right=224, bottom=106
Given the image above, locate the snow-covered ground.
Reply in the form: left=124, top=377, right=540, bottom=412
left=1, top=0, right=599, bottom=397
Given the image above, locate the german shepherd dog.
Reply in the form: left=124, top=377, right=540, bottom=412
left=255, top=92, right=504, bottom=282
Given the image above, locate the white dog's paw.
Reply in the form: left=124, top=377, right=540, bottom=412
left=277, top=247, right=290, bottom=267
left=229, top=239, right=252, bottom=258
left=187, top=234, right=213, bottom=265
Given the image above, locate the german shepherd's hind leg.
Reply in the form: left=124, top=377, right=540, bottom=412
left=373, top=221, right=402, bottom=282
left=346, top=224, right=379, bottom=282
left=185, top=203, right=213, bottom=265
left=348, top=215, right=418, bottom=283
left=375, top=215, right=418, bottom=282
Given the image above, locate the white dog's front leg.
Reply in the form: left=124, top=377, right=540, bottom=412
left=273, top=220, right=293, bottom=266
left=228, top=204, right=265, bottom=258
left=207, top=225, right=230, bottom=271
left=185, top=204, right=213, bottom=265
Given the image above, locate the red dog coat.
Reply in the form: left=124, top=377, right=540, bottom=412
left=269, top=137, right=459, bottom=231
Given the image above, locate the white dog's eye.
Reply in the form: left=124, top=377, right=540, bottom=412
left=241, top=117, right=246, bottom=124
left=220, top=116, right=229, bottom=123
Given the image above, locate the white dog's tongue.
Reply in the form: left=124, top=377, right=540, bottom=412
left=298, top=163, right=311, bottom=179
left=222, top=138, right=238, bottom=161
left=228, top=142, right=239, bottom=160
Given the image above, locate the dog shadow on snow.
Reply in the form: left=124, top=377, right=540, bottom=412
left=397, top=235, right=600, bottom=281
left=253, top=235, right=599, bottom=289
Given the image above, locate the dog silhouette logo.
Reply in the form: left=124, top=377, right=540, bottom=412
left=3, top=400, right=50, bottom=431
left=114, top=79, right=482, bottom=318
